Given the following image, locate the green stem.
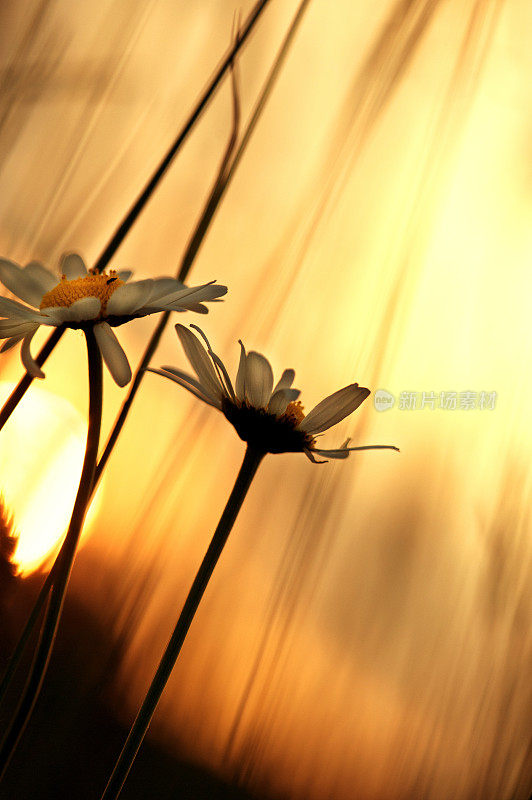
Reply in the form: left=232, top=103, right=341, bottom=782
left=0, top=328, right=103, bottom=781
left=100, top=445, right=265, bottom=800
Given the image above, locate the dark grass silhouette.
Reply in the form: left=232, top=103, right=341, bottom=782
left=0, top=545, right=265, bottom=800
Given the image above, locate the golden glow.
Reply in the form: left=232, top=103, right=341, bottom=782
left=0, top=382, right=101, bottom=575
left=1, top=1, right=531, bottom=798
left=40, top=270, right=123, bottom=314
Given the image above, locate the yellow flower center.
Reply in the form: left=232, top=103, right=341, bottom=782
left=39, top=269, right=124, bottom=316
left=281, top=400, right=306, bottom=426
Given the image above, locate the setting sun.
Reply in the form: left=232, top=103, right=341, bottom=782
left=0, top=381, right=100, bottom=575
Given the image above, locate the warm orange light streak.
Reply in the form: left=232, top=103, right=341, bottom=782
left=1, top=1, right=531, bottom=798
left=0, top=381, right=101, bottom=575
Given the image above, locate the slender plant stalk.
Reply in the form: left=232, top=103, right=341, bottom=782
left=0, top=0, right=272, bottom=434
left=0, top=0, right=302, bottom=734
left=0, top=0, right=268, bottom=705
left=0, top=329, right=103, bottom=781
left=93, top=57, right=241, bottom=488
left=100, top=445, right=264, bottom=800
left=93, top=0, right=311, bottom=486
left=0, top=568, right=54, bottom=707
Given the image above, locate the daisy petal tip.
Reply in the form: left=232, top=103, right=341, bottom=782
left=116, top=367, right=132, bottom=388
left=304, top=449, right=328, bottom=464
left=94, top=322, right=132, bottom=387
left=59, top=252, right=88, bottom=279
left=189, top=323, right=208, bottom=339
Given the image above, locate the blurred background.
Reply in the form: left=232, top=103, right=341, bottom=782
left=0, top=0, right=531, bottom=798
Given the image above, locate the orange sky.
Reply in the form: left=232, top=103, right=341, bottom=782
left=0, top=2, right=531, bottom=798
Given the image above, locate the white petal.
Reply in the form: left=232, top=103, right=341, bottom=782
left=272, top=368, right=295, bottom=395
left=0, top=258, right=42, bottom=306
left=38, top=306, right=70, bottom=324
left=245, top=351, right=274, bottom=409
left=146, top=368, right=220, bottom=408
left=106, top=281, right=153, bottom=316
left=59, top=252, right=87, bottom=279
left=94, top=322, right=131, bottom=386
left=267, top=388, right=301, bottom=416
left=182, top=302, right=208, bottom=314
left=175, top=324, right=224, bottom=401
left=157, top=281, right=227, bottom=309
left=189, top=324, right=235, bottom=401
left=309, top=443, right=399, bottom=459
left=308, top=447, right=349, bottom=461
left=297, top=384, right=370, bottom=435
left=0, top=319, right=40, bottom=338
left=303, top=449, right=327, bottom=464
left=149, top=277, right=183, bottom=302
left=159, top=364, right=223, bottom=405
left=0, top=296, right=42, bottom=321
left=21, top=329, right=45, bottom=378
left=235, top=340, right=247, bottom=402
left=116, top=269, right=133, bottom=282
left=177, top=282, right=227, bottom=304
left=63, top=296, right=101, bottom=322
left=159, top=364, right=215, bottom=397
left=23, top=261, right=57, bottom=293
left=1, top=334, right=25, bottom=352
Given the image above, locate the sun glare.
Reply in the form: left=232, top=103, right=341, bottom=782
left=0, top=381, right=101, bottom=575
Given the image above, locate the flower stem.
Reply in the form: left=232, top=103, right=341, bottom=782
left=0, top=0, right=272, bottom=433
left=0, top=329, right=103, bottom=781
left=100, top=445, right=265, bottom=800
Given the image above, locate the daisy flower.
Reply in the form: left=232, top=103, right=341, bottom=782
left=0, top=254, right=227, bottom=386
left=149, top=324, right=399, bottom=462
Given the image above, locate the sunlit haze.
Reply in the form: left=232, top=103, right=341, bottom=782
left=0, top=382, right=100, bottom=574
left=0, top=1, right=530, bottom=799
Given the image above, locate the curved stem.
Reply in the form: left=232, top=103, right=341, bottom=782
left=0, top=329, right=103, bottom=781
left=91, top=0, right=270, bottom=274
left=0, top=0, right=272, bottom=433
left=95, top=0, right=307, bottom=487
left=100, top=445, right=265, bottom=800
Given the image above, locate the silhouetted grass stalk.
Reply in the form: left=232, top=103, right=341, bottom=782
left=93, top=47, right=241, bottom=487
left=0, top=0, right=272, bottom=707
left=0, top=568, right=53, bottom=707
left=0, top=328, right=103, bottom=780
left=93, top=0, right=312, bottom=487
left=0, top=0, right=307, bottom=764
left=100, top=445, right=264, bottom=800
left=0, top=0, right=272, bottom=434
